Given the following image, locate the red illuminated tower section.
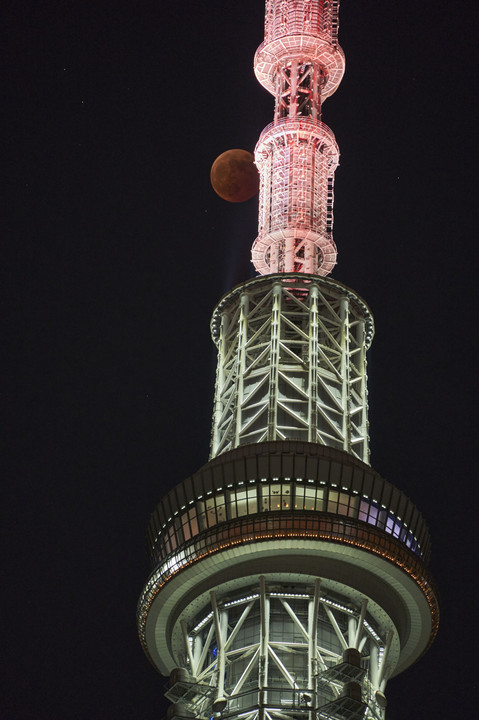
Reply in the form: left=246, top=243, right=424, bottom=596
left=252, top=1, right=343, bottom=275
left=137, top=4, right=438, bottom=720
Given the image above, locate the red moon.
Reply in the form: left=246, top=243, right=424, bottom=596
left=210, top=149, right=259, bottom=202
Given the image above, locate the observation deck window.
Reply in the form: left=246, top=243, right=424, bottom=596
left=180, top=507, right=199, bottom=542
left=151, top=472, right=424, bottom=568
left=328, top=490, right=359, bottom=517
left=295, top=485, right=324, bottom=511
left=261, top=483, right=292, bottom=510
left=228, top=488, right=258, bottom=518
left=197, top=495, right=226, bottom=531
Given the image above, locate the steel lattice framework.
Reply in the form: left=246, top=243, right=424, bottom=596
left=252, top=0, right=344, bottom=276
left=210, top=275, right=373, bottom=463
left=137, top=4, right=438, bottom=720
left=165, top=580, right=391, bottom=720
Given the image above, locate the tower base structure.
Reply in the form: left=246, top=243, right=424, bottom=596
left=137, top=442, right=438, bottom=720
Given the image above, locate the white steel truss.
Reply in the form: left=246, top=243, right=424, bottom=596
left=166, top=579, right=391, bottom=720
left=210, top=276, right=373, bottom=464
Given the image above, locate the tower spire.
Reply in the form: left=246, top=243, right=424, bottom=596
left=252, top=0, right=344, bottom=276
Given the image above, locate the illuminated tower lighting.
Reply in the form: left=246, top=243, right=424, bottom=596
left=137, top=4, right=439, bottom=720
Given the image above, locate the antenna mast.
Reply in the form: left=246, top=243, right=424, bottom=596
left=253, top=1, right=343, bottom=275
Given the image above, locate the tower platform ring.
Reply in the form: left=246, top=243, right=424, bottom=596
left=251, top=228, right=337, bottom=276
left=255, top=116, right=339, bottom=165
left=210, top=275, right=374, bottom=347
left=138, top=441, right=438, bottom=679
left=138, top=534, right=437, bottom=678
left=254, top=35, right=345, bottom=99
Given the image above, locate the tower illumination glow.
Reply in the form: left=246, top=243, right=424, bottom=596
left=137, top=4, right=438, bottom=719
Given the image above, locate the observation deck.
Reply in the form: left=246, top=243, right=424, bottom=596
left=137, top=441, right=438, bottom=678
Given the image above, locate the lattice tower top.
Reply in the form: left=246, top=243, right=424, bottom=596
left=252, top=0, right=344, bottom=277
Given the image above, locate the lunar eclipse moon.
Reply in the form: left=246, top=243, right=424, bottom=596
left=210, top=149, right=259, bottom=202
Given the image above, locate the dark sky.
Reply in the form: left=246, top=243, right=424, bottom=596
left=4, top=1, right=479, bottom=718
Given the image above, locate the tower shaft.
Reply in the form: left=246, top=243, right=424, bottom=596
left=252, top=0, right=344, bottom=276
left=210, top=274, right=372, bottom=464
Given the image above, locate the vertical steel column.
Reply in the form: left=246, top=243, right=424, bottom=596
left=212, top=311, right=229, bottom=457
left=267, top=284, right=282, bottom=439
left=234, top=292, right=249, bottom=447
left=259, top=576, right=270, bottom=715
left=289, top=59, right=298, bottom=117
left=357, top=317, right=369, bottom=463
left=312, top=63, right=322, bottom=121
left=348, top=616, right=356, bottom=646
left=370, top=643, right=379, bottom=690
left=192, top=630, right=203, bottom=679
left=181, top=619, right=195, bottom=672
left=308, top=284, right=319, bottom=442
left=378, top=630, right=394, bottom=692
left=339, top=295, right=350, bottom=453
left=210, top=591, right=227, bottom=710
left=310, top=579, right=321, bottom=709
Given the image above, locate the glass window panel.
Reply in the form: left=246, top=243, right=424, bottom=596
left=295, top=485, right=317, bottom=510
left=358, top=500, right=369, bottom=522
left=306, top=487, right=317, bottom=510
left=294, top=485, right=304, bottom=508
left=347, top=494, right=359, bottom=518
left=377, top=509, right=387, bottom=530
left=327, top=490, right=338, bottom=514
left=238, top=490, right=250, bottom=516
left=168, top=524, right=177, bottom=551
left=181, top=512, right=191, bottom=542
left=197, top=501, right=207, bottom=531
left=270, top=484, right=282, bottom=511
left=189, top=507, right=199, bottom=536
left=215, top=494, right=226, bottom=523
left=385, top=515, right=395, bottom=534
left=227, top=490, right=237, bottom=518
left=368, top=503, right=378, bottom=524
left=261, top=484, right=290, bottom=510
left=281, top=483, right=291, bottom=509
left=338, top=492, right=350, bottom=516
left=315, top=488, right=325, bottom=511
left=228, top=488, right=257, bottom=518
left=246, top=488, right=257, bottom=514
left=261, top=485, right=273, bottom=511
left=206, top=497, right=217, bottom=527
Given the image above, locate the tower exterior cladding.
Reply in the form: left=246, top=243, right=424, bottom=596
left=137, top=4, right=439, bottom=720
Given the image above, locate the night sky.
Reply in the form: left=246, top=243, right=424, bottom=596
left=4, top=1, right=479, bottom=718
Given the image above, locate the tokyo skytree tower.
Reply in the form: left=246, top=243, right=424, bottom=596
left=137, top=4, right=439, bottom=720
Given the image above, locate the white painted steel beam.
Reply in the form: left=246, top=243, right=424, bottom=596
left=210, top=276, right=373, bottom=464
left=177, top=578, right=391, bottom=720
